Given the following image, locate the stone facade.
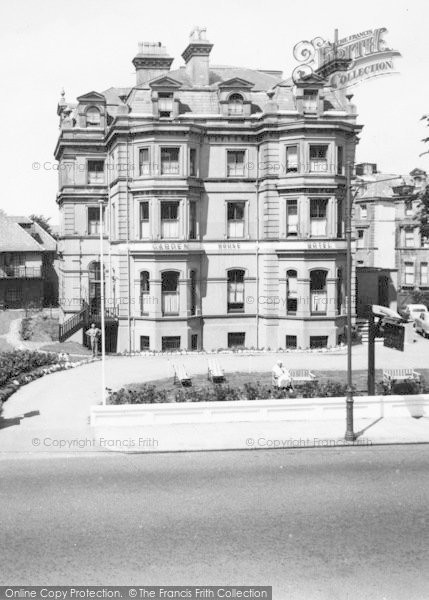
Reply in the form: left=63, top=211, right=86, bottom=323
left=55, top=29, right=362, bottom=352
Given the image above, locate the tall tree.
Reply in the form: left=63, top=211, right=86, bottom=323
left=29, top=214, right=56, bottom=238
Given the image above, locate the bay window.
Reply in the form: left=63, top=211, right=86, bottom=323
left=140, top=271, right=150, bottom=315
left=310, top=270, right=327, bottom=315
left=161, top=202, right=179, bottom=239
left=309, top=145, right=328, bottom=172
left=286, top=199, right=298, bottom=236
left=286, top=270, right=298, bottom=314
left=139, top=148, right=150, bottom=175
left=161, top=147, right=180, bottom=175
left=87, top=160, right=104, bottom=184
left=310, top=198, right=328, bottom=237
left=140, top=202, right=150, bottom=239
left=286, top=145, right=298, bottom=173
left=162, top=271, right=179, bottom=315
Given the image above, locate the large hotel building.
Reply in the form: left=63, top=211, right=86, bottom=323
left=55, top=29, right=362, bottom=353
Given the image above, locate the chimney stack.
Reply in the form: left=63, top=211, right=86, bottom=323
left=181, top=27, right=213, bottom=86
left=132, top=42, right=174, bottom=85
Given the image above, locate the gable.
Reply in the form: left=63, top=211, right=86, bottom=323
left=218, top=77, right=254, bottom=89
left=149, top=76, right=183, bottom=90
left=77, top=91, right=106, bottom=103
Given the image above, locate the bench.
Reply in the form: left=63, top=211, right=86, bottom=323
left=207, top=358, right=225, bottom=383
left=383, top=368, right=421, bottom=385
left=172, top=363, right=192, bottom=387
left=289, top=369, right=317, bottom=386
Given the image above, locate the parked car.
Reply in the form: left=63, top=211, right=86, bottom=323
left=401, top=304, right=429, bottom=322
left=414, top=311, right=429, bottom=337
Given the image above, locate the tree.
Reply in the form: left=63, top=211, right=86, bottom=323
left=29, top=214, right=56, bottom=238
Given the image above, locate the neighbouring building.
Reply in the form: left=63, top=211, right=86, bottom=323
left=353, top=163, right=428, bottom=317
left=55, top=28, right=362, bottom=352
left=0, top=215, right=58, bottom=308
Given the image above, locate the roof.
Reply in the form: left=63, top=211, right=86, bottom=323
left=357, top=174, right=401, bottom=200
left=0, top=215, right=43, bottom=252
left=2, top=216, right=57, bottom=251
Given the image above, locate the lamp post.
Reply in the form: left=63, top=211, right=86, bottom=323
left=344, top=171, right=405, bottom=439
left=99, top=199, right=106, bottom=406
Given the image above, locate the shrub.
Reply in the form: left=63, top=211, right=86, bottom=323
left=0, top=351, right=58, bottom=387
left=20, top=318, right=33, bottom=341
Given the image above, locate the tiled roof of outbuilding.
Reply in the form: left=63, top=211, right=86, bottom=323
left=0, top=216, right=42, bottom=252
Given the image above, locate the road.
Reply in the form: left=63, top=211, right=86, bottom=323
left=1, top=446, right=428, bottom=599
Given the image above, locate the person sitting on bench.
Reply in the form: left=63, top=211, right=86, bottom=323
left=272, top=360, right=292, bottom=388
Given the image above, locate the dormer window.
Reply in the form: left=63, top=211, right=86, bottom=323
left=228, top=93, right=244, bottom=116
left=158, top=92, right=173, bottom=118
left=303, top=90, right=318, bottom=112
left=86, top=107, right=101, bottom=127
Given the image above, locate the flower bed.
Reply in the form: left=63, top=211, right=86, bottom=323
left=108, top=380, right=353, bottom=405
left=0, top=350, right=95, bottom=408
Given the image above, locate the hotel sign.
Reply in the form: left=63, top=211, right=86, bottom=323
left=293, top=28, right=401, bottom=89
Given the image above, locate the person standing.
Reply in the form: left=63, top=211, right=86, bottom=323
left=85, top=323, right=101, bottom=357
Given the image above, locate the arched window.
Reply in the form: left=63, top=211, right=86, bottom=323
left=227, top=269, right=245, bottom=313
left=140, top=271, right=150, bottom=315
left=162, top=271, right=179, bottom=315
left=310, top=270, right=327, bottom=315
left=228, top=93, right=244, bottom=116
left=86, top=107, right=101, bottom=126
left=286, top=270, right=298, bottom=314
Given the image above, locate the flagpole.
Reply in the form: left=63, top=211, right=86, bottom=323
left=99, top=199, right=106, bottom=406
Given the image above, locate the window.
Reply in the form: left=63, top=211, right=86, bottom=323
left=285, top=335, right=297, bottom=349
left=140, top=336, right=150, bottom=351
left=421, top=263, right=428, bottom=286
left=405, top=200, right=413, bottom=216
left=161, top=147, right=180, bottom=175
left=405, top=230, right=415, bottom=248
left=360, top=204, right=367, bottom=219
left=337, top=146, right=344, bottom=175
left=337, top=198, right=344, bottom=238
left=286, top=199, right=298, bottom=236
left=227, top=150, right=245, bottom=177
left=303, top=89, right=318, bottom=112
left=227, top=202, right=245, bottom=238
left=227, top=269, right=245, bottom=313
left=189, top=148, right=197, bottom=177
left=139, top=148, right=150, bottom=175
left=336, top=268, right=343, bottom=314
left=310, top=270, right=327, bottom=315
left=190, top=270, right=197, bottom=316
left=404, top=262, right=415, bottom=286
left=286, top=270, right=298, bottom=314
left=140, top=271, right=150, bottom=315
left=228, top=332, right=245, bottom=348
left=111, top=203, right=116, bottom=239
left=228, top=93, right=244, bottom=116
left=286, top=145, right=298, bottom=173
left=310, top=336, right=328, bottom=349
left=191, top=334, right=198, bottom=350
left=158, top=92, right=173, bottom=118
left=309, top=145, right=328, bottom=172
left=86, top=107, right=101, bottom=126
left=162, top=336, right=181, bottom=351
left=162, top=271, right=179, bottom=315
left=357, top=229, right=365, bottom=248
left=310, top=198, right=328, bottom=237
left=140, top=202, right=150, bottom=239
left=87, top=160, right=104, bottom=184
left=161, top=202, right=179, bottom=239
left=87, top=206, right=105, bottom=235
left=88, top=261, right=103, bottom=315
left=189, top=201, right=197, bottom=240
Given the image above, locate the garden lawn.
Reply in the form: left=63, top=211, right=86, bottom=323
left=126, top=368, right=429, bottom=397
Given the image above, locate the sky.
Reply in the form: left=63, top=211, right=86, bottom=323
left=0, top=0, right=428, bottom=225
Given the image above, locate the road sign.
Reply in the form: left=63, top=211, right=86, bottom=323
left=383, top=321, right=405, bottom=351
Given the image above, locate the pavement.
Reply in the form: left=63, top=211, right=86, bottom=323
left=0, top=339, right=428, bottom=455
left=1, top=445, right=429, bottom=598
